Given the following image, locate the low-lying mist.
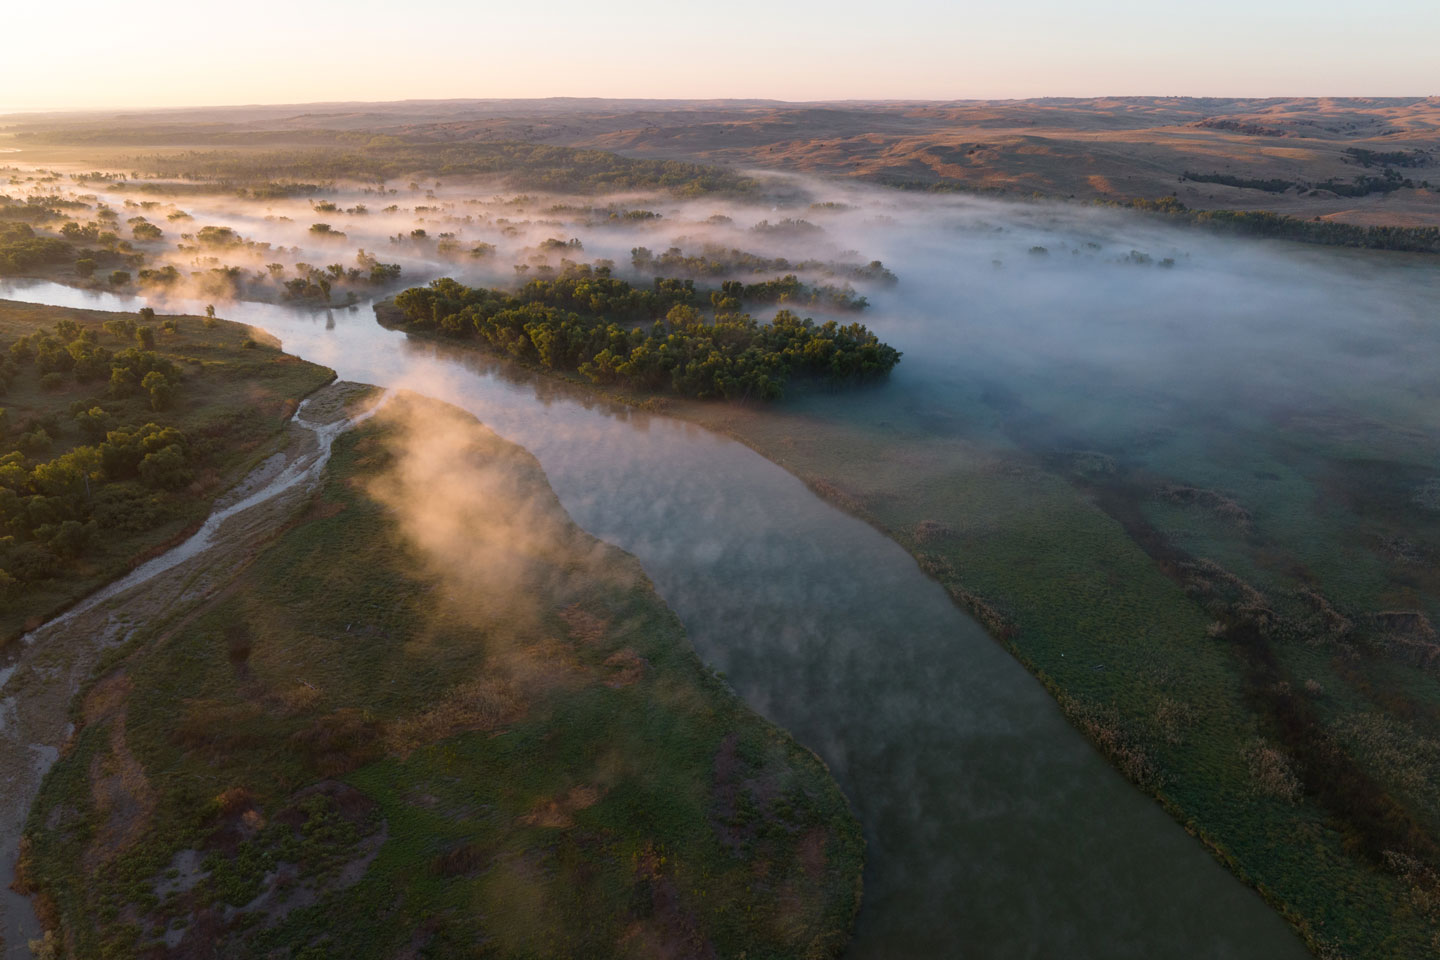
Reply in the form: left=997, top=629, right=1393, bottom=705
left=22, top=160, right=1435, bottom=456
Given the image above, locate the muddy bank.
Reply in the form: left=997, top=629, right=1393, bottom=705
left=0, top=382, right=380, bottom=958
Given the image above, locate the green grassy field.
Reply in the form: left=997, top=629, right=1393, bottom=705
left=0, top=300, right=334, bottom=640
left=20, top=393, right=863, bottom=959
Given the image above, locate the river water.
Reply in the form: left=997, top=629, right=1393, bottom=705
left=0, top=279, right=1307, bottom=959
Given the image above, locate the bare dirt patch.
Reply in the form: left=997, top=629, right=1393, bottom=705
left=86, top=711, right=156, bottom=868
left=520, top=784, right=605, bottom=829
left=603, top=649, right=648, bottom=688
left=559, top=604, right=611, bottom=645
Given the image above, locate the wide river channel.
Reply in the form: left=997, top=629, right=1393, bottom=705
left=0, top=278, right=1308, bottom=959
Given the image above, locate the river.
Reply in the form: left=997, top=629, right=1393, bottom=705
left=0, top=278, right=1307, bottom=959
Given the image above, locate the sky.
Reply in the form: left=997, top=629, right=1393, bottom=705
left=2, top=0, right=1438, bottom=111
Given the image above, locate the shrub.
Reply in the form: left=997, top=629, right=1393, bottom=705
left=138, top=444, right=190, bottom=489
left=1243, top=738, right=1303, bottom=803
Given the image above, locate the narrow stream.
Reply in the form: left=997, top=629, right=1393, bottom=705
left=14, top=393, right=385, bottom=654
left=1, top=279, right=1307, bottom=958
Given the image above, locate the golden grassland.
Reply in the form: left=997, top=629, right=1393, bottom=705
left=7, top=97, right=1440, bottom=224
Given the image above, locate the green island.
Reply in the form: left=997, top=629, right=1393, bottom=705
left=0, top=300, right=332, bottom=639
left=386, top=266, right=901, bottom=401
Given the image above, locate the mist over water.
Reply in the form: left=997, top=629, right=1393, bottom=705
left=0, top=274, right=1308, bottom=959
left=10, top=173, right=1436, bottom=957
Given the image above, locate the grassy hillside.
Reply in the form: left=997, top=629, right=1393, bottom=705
left=19, top=393, right=863, bottom=959
left=0, top=300, right=333, bottom=640
left=11, top=97, right=1436, bottom=225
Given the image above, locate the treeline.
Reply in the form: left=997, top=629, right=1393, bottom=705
left=389, top=266, right=901, bottom=401
left=1343, top=147, right=1429, bottom=168
left=1125, top=197, right=1440, bottom=253
left=1194, top=118, right=1287, bottom=137
left=128, top=142, right=759, bottom=197
left=280, top=251, right=402, bottom=302
left=1180, top=172, right=1296, bottom=194
left=10, top=123, right=355, bottom=147
left=631, top=245, right=898, bottom=285
left=548, top=203, right=663, bottom=224
left=0, top=223, right=73, bottom=274
left=0, top=319, right=194, bottom=595
left=712, top=276, right=869, bottom=312
left=0, top=195, right=84, bottom=224
left=0, top=218, right=136, bottom=284
left=1182, top=168, right=1427, bottom=197
left=130, top=251, right=402, bottom=303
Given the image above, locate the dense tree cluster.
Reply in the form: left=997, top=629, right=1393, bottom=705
left=1311, top=169, right=1420, bottom=197
left=114, top=141, right=758, bottom=197
left=750, top=218, right=824, bottom=237
left=390, top=265, right=901, bottom=401
left=548, top=204, right=662, bottom=224
left=10, top=318, right=182, bottom=410
left=1181, top=168, right=1426, bottom=197
left=1180, top=172, right=1298, bottom=194
left=1125, top=197, right=1440, bottom=253
left=0, top=320, right=198, bottom=597
left=715, top=276, right=869, bottom=312
left=1343, top=147, right=1430, bottom=168
left=0, top=223, right=73, bottom=275
left=281, top=250, right=403, bottom=302
left=244, top=182, right=326, bottom=199
left=128, top=217, right=164, bottom=242
left=194, top=225, right=243, bottom=247
left=631, top=245, right=898, bottom=285
left=1191, top=208, right=1440, bottom=250
left=0, top=195, right=80, bottom=224
left=0, top=417, right=194, bottom=591
left=1194, top=118, right=1287, bottom=137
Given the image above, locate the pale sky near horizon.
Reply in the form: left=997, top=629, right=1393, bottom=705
left=3, top=0, right=1437, bottom=111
